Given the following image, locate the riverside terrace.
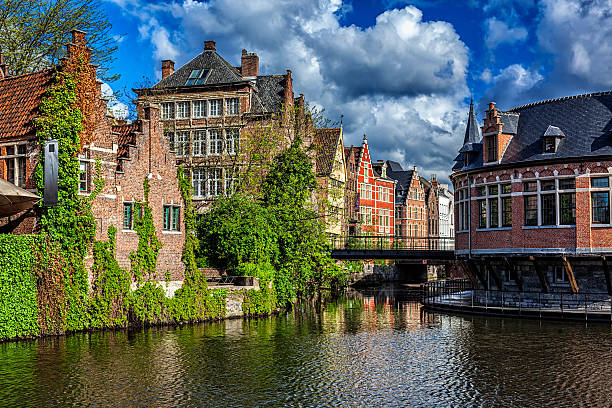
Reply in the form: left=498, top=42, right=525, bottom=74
left=450, top=93, right=612, bottom=301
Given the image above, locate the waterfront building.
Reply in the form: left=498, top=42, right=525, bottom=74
left=382, top=162, right=427, bottom=242
left=313, top=127, right=347, bottom=237
left=0, top=31, right=187, bottom=279
left=134, top=41, right=309, bottom=210
left=344, top=145, right=360, bottom=235
left=425, top=175, right=454, bottom=249
left=349, top=135, right=396, bottom=235
left=451, top=96, right=612, bottom=295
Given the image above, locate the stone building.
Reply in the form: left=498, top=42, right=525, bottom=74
left=451, top=94, right=612, bottom=295
left=0, top=31, right=186, bottom=280
left=313, top=127, right=347, bottom=237
left=135, top=41, right=308, bottom=209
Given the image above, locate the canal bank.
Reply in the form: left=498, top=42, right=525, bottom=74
left=1, top=285, right=610, bottom=407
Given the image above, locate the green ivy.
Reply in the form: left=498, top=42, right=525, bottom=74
left=130, top=178, right=162, bottom=281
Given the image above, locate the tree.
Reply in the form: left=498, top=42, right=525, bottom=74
left=0, top=0, right=117, bottom=80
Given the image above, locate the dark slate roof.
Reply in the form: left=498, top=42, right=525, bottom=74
left=499, top=112, right=519, bottom=134
left=153, top=50, right=243, bottom=89
left=313, top=128, right=340, bottom=176
left=502, top=92, right=612, bottom=164
left=252, top=75, right=286, bottom=113
left=453, top=91, right=612, bottom=172
left=0, top=68, right=55, bottom=140
left=462, top=99, right=481, bottom=145
left=371, top=162, right=395, bottom=181
left=386, top=160, right=404, bottom=172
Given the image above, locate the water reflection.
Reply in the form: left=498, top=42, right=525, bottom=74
left=0, top=286, right=610, bottom=407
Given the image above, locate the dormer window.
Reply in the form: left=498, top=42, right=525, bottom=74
left=486, top=135, right=497, bottom=162
left=542, top=125, right=565, bottom=154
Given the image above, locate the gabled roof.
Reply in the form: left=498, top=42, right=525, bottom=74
left=313, top=128, right=341, bottom=176
left=543, top=125, right=565, bottom=138
left=344, top=146, right=362, bottom=167
left=153, top=50, right=243, bottom=89
left=0, top=68, right=55, bottom=140
left=113, top=121, right=140, bottom=158
left=499, top=112, right=519, bottom=134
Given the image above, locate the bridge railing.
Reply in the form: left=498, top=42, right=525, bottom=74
left=330, top=235, right=455, bottom=251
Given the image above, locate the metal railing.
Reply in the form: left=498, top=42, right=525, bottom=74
left=422, top=279, right=612, bottom=321
left=330, top=235, right=455, bottom=251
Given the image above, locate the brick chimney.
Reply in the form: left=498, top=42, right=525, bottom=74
left=66, top=29, right=91, bottom=62
left=241, top=49, right=259, bottom=77
left=204, top=40, right=216, bottom=51
left=161, top=60, right=175, bottom=79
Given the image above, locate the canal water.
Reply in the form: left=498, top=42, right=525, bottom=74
left=1, top=285, right=611, bottom=408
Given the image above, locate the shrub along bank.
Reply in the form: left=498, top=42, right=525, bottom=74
left=197, top=139, right=348, bottom=315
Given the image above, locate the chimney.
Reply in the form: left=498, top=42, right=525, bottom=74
left=161, top=60, right=175, bottom=79
left=204, top=40, right=216, bottom=51
left=241, top=49, right=259, bottom=77
left=66, top=29, right=91, bottom=61
left=72, top=29, right=87, bottom=46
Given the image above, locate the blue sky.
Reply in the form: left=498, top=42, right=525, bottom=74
left=101, top=0, right=612, bottom=182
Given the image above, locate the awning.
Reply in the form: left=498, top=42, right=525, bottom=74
left=0, top=178, right=40, bottom=217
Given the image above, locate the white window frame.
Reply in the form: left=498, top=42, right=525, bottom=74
left=175, top=131, right=190, bottom=157
left=209, top=99, right=222, bottom=117
left=208, top=129, right=223, bottom=155
left=225, top=98, right=239, bottom=116
left=161, top=102, right=175, bottom=119
left=192, top=130, right=206, bottom=157
left=176, top=101, right=190, bottom=119
left=193, top=100, right=207, bottom=118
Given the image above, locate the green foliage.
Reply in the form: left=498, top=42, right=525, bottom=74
left=198, top=194, right=278, bottom=272
left=130, top=178, right=162, bottom=281
left=0, top=235, right=41, bottom=339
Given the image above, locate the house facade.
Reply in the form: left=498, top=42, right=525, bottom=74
left=0, top=31, right=186, bottom=280
left=313, top=127, right=347, bottom=237
left=355, top=135, right=396, bottom=235
left=135, top=41, right=306, bottom=209
left=451, top=95, right=612, bottom=295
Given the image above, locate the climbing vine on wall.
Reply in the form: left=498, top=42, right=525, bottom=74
left=130, top=178, right=162, bottom=282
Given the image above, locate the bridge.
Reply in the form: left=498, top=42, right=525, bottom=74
left=329, top=235, right=455, bottom=261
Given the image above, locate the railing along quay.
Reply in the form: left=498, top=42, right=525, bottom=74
left=330, top=235, right=455, bottom=251
left=422, top=279, right=612, bottom=322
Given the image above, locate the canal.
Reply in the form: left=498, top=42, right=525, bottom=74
left=1, top=285, right=611, bottom=407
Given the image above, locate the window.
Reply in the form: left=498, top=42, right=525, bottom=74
left=591, top=177, right=609, bottom=188
left=524, top=196, right=538, bottom=226
left=502, top=197, right=512, bottom=227
left=193, top=100, right=206, bottom=118
left=2, top=144, right=27, bottom=187
left=163, top=205, right=180, bottom=231
left=478, top=200, right=486, bottom=228
left=553, top=265, right=567, bottom=283
left=226, top=98, right=239, bottom=115
left=165, top=131, right=175, bottom=151
left=489, top=197, right=499, bottom=228
left=226, top=128, right=239, bottom=155
left=364, top=165, right=369, bottom=183
left=523, top=181, right=537, bottom=192
left=185, top=69, right=209, bottom=86
left=209, top=99, right=221, bottom=117
left=540, top=180, right=555, bottom=191
left=176, top=101, right=190, bottom=119
left=207, top=168, right=223, bottom=197
left=476, top=186, right=486, bottom=196
left=559, top=178, right=575, bottom=190
left=592, top=191, right=610, bottom=224
left=225, top=175, right=238, bottom=196
left=79, top=161, right=88, bottom=192
left=161, top=102, right=174, bottom=119
left=486, top=135, right=498, bottom=162
left=208, top=129, right=223, bottom=155
left=502, top=183, right=512, bottom=194
left=123, top=202, right=134, bottom=230
left=175, top=131, right=189, bottom=156
left=192, top=130, right=206, bottom=156
left=488, top=185, right=498, bottom=195
left=503, top=268, right=514, bottom=283
left=541, top=194, right=556, bottom=225
left=560, top=193, right=576, bottom=225
left=193, top=168, right=206, bottom=197
left=543, top=137, right=556, bottom=153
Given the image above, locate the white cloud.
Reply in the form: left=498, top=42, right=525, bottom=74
left=478, top=64, right=543, bottom=109
left=484, top=17, right=528, bottom=49
left=101, top=82, right=129, bottom=119
left=110, top=0, right=471, bottom=182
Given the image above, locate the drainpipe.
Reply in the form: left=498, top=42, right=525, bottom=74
left=467, top=174, right=472, bottom=259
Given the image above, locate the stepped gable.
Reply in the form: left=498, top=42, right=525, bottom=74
left=313, top=128, right=341, bottom=176
left=0, top=68, right=55, bottom=140
left=502, top=91, right=612, bottom=164
left=112, top=121, right=141, bottom=158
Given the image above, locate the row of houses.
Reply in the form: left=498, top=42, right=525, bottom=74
left=312, top=127, right=454, bottom=245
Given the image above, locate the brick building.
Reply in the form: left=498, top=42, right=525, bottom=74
left=350, top=135, right=396, bottom=235
left=382, top=162, right=427, bottom=242
left=424, top=175, right=454, bottom=249
left=0, top=31, right=186, bottom=280
left=452, top=94, right=612, bottom=295
left=135, top=41, right=308, bottom=209
left=313, top=127, right=347, bottom=237
left=344, top=145, right=360, bottom=235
